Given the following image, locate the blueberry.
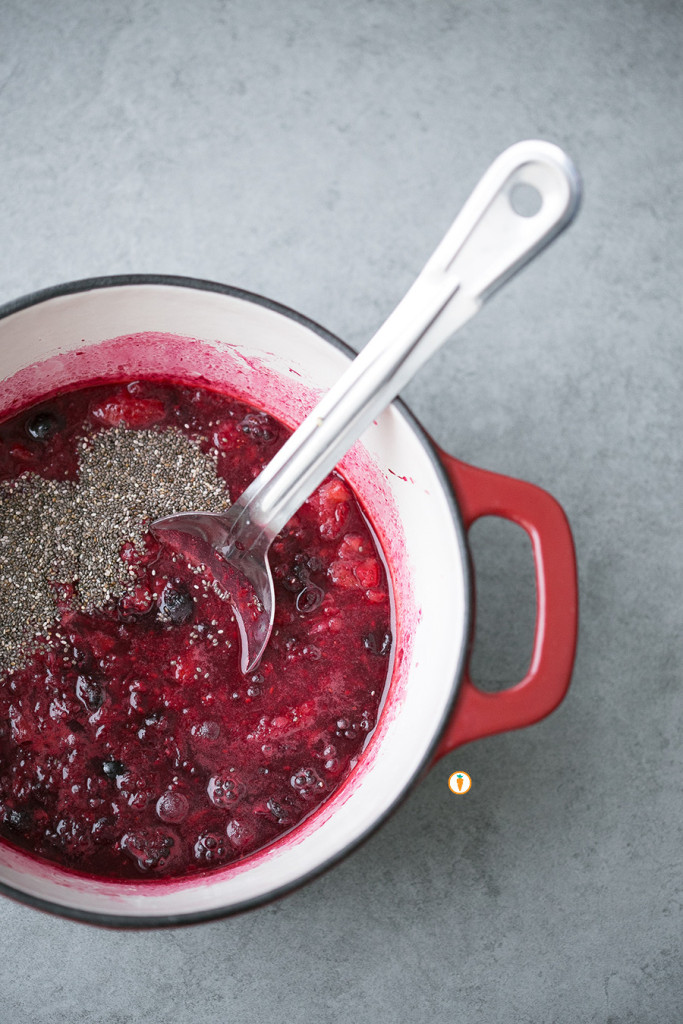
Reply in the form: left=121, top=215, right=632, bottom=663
left=266, top=797, right=291, bottom=823
left=102, top=759, right=126, bottom=779
left=238, top=412, right=275, bottom=442
left=160, top=584, right=194, bottom=625
left=282, top=573, right=304, bottom=593
left=25, top=411, right=64, bottom=441
left=363, top=630, right=392, bottom=656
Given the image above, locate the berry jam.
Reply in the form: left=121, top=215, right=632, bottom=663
left=0, top=381, right=392, bottom=879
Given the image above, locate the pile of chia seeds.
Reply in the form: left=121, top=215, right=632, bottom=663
left=0, top=425, right=229, bottom=675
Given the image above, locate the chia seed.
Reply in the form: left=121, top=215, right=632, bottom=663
left=0, top=425, right=229, bottom=675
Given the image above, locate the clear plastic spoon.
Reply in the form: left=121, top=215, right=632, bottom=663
left=152, top=140, right=581, bottom=674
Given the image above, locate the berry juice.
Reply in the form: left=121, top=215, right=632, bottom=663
left=0, top=381, right=393, bottom=879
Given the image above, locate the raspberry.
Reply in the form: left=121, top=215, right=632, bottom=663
left=337, top=533, right=366, bottom=560
left=310, top=477, right=353, bottom=540
left=354, top=558, right=380, bottom=589
left=319, top=478, right=351, bottom=504
left=91, top=393, right=166, bottom=428
left=87, top=630, right=117, bottom=659
left=328, top=560, right=358, bottom=589
left=319, top=501, right=349, bottom=540
left=212, top=421, right=241, bottom=451
left=119, top=586, right=154, bottom=617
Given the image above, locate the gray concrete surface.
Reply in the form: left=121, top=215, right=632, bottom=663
left=0, top=1, right=681, bottom=1021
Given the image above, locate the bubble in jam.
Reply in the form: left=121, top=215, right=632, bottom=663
left=156, top=791, right=190, bottom=824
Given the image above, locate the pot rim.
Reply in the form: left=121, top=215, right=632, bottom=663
left=0, top=273, right=471, bottom=928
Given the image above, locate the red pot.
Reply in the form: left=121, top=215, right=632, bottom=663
left=0, top=276, right=578, bottom=926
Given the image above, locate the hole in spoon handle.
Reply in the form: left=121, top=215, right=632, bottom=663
left=426, top=140, right=582, bottom=304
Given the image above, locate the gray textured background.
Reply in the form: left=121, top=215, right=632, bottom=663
left=1, top=1, right=681, bottom=1021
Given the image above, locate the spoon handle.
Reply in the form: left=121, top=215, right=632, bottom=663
left=234, top=140, right=581, bottom=541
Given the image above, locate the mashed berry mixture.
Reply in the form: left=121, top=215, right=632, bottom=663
left=0, top=381, right=392, bottom=879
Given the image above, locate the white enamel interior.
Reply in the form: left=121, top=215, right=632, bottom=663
left=0, top=282, right=468, bottom=922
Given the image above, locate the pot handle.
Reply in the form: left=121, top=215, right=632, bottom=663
left=433, top=450, right=578, bottom=758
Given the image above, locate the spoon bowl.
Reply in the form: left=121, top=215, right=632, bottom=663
left=151, top=506, right=274, bottom=674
